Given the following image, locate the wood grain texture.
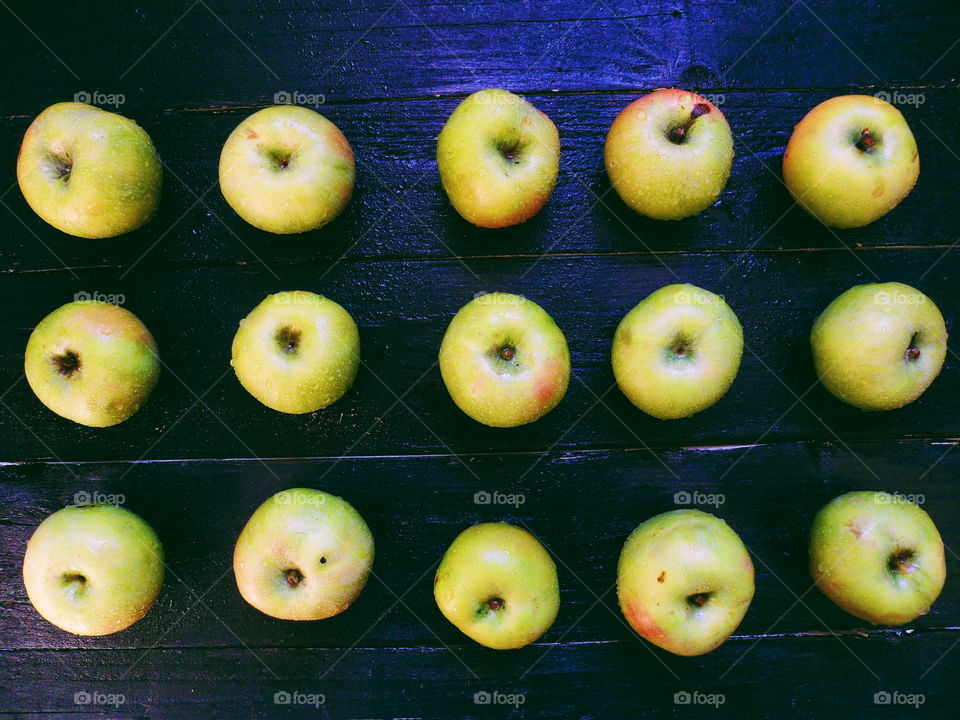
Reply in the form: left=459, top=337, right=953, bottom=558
left=1, top=0, right=959, bottom=717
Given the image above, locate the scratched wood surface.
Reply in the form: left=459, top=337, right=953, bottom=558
left=1, top=1, right=959, bottom=718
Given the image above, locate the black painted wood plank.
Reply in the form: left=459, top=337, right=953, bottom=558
left=1, top=440, right=957, bottom=650
left=1, top=89, right=957, bottom=273
left=1, top=634, right=956, bottom=718
left=0, top=0, right=956, bottom=112
left=0, top=251, right=957, bottom=463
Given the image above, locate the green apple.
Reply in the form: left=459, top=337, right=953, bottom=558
left=605, top=89, right=733, bottom=220
left=810, top=282, right=946, bottom=411
left=219, top=105, right=355, bottom=234
left=231, top=291, right=360, bottom=414
left=17, top=102, right=162, bottom=239
left=611, top=284, right=742, bottom=420
left=233, top=488, right=373, bottom=620
left=234, top=488, right=374, bottom=621
left=25, top=300, right=160, bottom=427
left=437, top=89, right=559, bottom=228
left=434, top=522, right=559, bottom=650
left=617, top=509, right=754, bottom=656
left=439, top=292, right=569, bottom=427
left=23, top=503, right=164, bottom=636
left=810, top=491, right=945, bottom=625
left=783, top=95, right=919, bottom=228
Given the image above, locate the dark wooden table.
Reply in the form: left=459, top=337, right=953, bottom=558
left=1, top=1, right=959, bottom=717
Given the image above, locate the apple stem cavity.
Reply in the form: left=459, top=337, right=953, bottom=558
left=856, top=128, right=876, bottom=152
left=687, top=592, right=711, bottom=609
left=284, top=568, right=303, bottom=588
left=668, top=103, right=711, bottom=144
left=62, top=573, right=87, bottom=599
left=53, top=350, right=81, bottom=377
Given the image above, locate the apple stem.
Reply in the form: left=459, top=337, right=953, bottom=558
left=906, top=347, right=921, bottom=361
left=668, top=103, right=711, bottom=144
left=856, top=128, right=875, bottom=152
left=498, top=346, right=515, bottom=361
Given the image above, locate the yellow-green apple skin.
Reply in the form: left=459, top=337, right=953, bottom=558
left=17, top=102, right=162, bottom=238
left=434, top=522, right=559, bottom=650
left=231, top=291, right=360, bottom=414
left=23, top=504, right=164, bottom=636
left=219, top=105, right=355, bottom=234
left=605, top=89, right=733, bottom=220
left=439, top=292, right=569, bottom=427
left=783, top=95, right=919, bottom=228
left=810, top=282, right=946, bottom=411
left=25, top=301, right=160, bottom=427
left=810, top=491, right=945, bottom=625
left=233, top=488, right=374, bottom=621
left=617, top=509, right=754, bottom=656
left=612, top=284, right=743, bottom=420
left=437, top=89, right=559, bottom=228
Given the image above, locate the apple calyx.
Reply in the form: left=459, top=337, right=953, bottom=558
left=856, top=128, right=876, bottom=152
left=47, top=153, right=72, bottom=183
left=668, top=103, right=711, bottom=144
left=888, top=548, right=917, bottom=576
left=53, top=350, right=81, bottom=377
left=666, top=336, right=692, bottom=360
left=498, top=346, right=516, bottom=361
left=687, top=591, right=711, bottom=608
left=275, top=326, right=301, bottom=355
left=266, top=148, right=292, bottom=171
left=496, top=141, right=523, bottom=165
left=479, top=597, right=505, bottom=615
left=284, top=568, right=303, bottom=588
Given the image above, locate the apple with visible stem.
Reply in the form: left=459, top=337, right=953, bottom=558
left=617, top=509, right=754, bottom=656
left=437, top=88, right=559, bottom=228
left=219, top=105, right=355, bottom=234
left=25, top=300, right=160, bottom=427
left=23, top=504, right=164, bottom=636
left=810, top=282, right=946, bottom=411
left=810, top=491, right=945, bottom=625
left=231, top=291, right=360, bottom=414
left=439, top=292, right=569, bottom=427
left=611, top=284, right=742, bottom=420
left=605, top=89, right=734, bottom=220
left=783, top=95, right=919, bottom=228
left=234, top=488, right=374, bottom=621
left=17, top=102, right=162, bottom=238
left=434, top=522, right=559, bottom=650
